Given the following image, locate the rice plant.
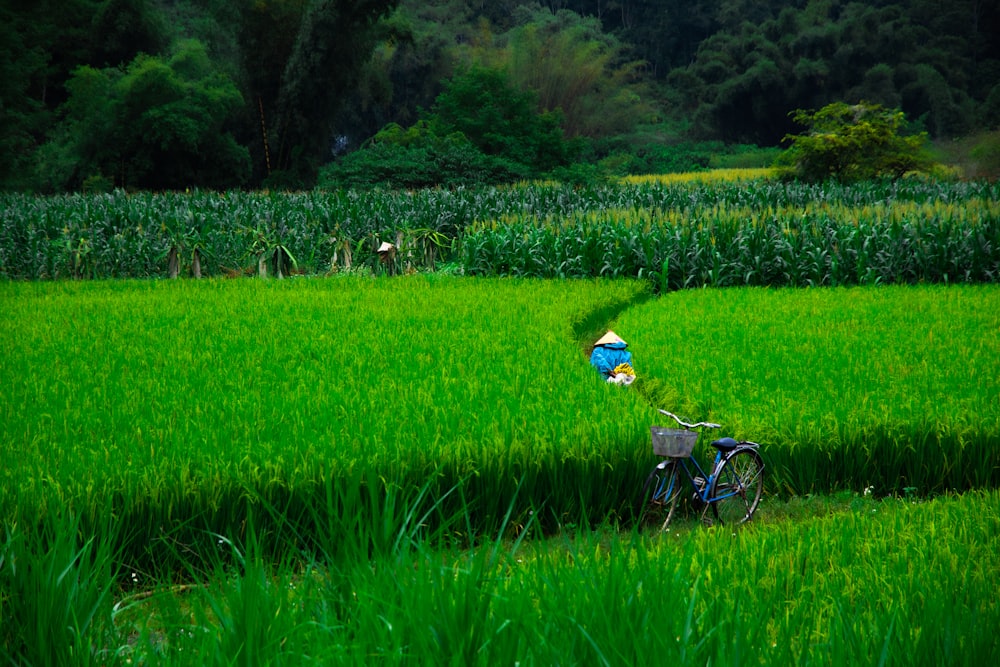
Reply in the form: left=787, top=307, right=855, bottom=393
left=83, top=490, right=1000, bottom=665
left=616, top=284, right=1000, bottom=496
left=0, top=277, right=653, bottom=557
left=2, top=277, right=997, bottom=665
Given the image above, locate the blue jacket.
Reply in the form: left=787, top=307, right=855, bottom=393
left=590, top=342, right=632, bottom=377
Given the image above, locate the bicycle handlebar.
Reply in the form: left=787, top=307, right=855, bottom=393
left=658, top=409, right=721, bottom=430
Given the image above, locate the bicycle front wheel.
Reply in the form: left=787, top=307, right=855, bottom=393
left=708, top=448, right=764, bottom=526
left=640, top=460, right=683, bottom=531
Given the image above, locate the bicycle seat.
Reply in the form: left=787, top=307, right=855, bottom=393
left=711, top=437, right=740, bottom=452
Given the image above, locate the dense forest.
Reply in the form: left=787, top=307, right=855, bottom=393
left=3, top=0, right=998, bottom=191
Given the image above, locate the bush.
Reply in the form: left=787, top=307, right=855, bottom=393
left=709, top=145, right=783, bottom=169
left=429, top=65, right=577, bottom=174
left=319, top=65, right=585, bottom=189
left=544, top=162, right=610, bottom=187
left=592, top=136, right=781, bottom=176
left=318, top=131, right=529, bottom=189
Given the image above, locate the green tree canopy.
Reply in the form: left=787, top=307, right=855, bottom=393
left=782, top=101, right=931, bottom=182
left=669, top=0, right=997, bottom=143
left=429, top=64, right=575, bottom=173
left=3, top=0, right=999, bottom=191
left=266, top=0, right=400, bottom=184
left=39, top=40, right=250, bottom=191
left=501, top=8, right=653, bottom=139
left=320, top=64, right=582, bottom=188
left=318, top=120, right=530, bottom=188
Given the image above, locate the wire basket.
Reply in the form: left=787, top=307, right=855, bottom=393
left=651, top=426, right=698, bottom=458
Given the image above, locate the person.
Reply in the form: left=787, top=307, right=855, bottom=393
left=590, top=331, right=635, bottom=383
left=376, top=241, right=397, bottom=275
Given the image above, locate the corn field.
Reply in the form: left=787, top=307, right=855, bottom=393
left=1, top=177, right=997, bottom=287
left=460, top=193, right=1000, bottom=286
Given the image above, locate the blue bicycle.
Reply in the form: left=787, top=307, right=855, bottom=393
left=641, top=409, right=765, bottom=529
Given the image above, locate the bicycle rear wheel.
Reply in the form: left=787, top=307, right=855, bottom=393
left=708, top=448, right=764, bottom=526
left=640, top=460, right=683, bottom=530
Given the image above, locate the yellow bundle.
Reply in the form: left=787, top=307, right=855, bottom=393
left=612, top=362, right=635, bottom=377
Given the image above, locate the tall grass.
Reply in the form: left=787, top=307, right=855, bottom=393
left=620, top=167, right=778, bottom=184
left=0, top=511, right=125, bottom=665
left=15, top=490, right=994, bottom=665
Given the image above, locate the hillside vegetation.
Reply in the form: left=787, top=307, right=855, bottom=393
left=4, top=0, right=998, bottom=191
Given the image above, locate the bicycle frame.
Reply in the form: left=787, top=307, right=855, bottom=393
left=651, top=445, right=757, bottom=505
left=651, top=450, right=716, bottom=505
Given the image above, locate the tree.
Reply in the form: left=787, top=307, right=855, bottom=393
left=318, top=121, right=530, bottom=188
left=91, top=0, right=169, bottom=67
left=0, top=7, right=46, bottom=189
left=40, top=40, right=250, bottom=191
left=0, top=0, right=107, bottom=190
left=269, top=0, right=400, bottom=184
left=782, top=101, right=931, bottom=182
left=672, top=0, right=996, bottom=144
left=429, top=65, right=576, bottom=173
left=502, top=8, right=653, bottom=139
left=320, top=64, right=583, bottom=188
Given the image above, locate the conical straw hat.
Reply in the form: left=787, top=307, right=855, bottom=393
left=594, top=330, right=625, bottom=346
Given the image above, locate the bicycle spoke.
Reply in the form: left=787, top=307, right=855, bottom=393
left=708, top=449, right=764, bottom=526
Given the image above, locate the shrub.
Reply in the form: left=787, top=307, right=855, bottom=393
left=318, top=129, right=529, bottom=189
left=321, top=65, right=584, bottom=188
left=429, top=65, right=577, bottom=174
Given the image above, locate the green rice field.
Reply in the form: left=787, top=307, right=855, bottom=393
left=3, top=174, right=998, bottom=664
left=2, top=276, right=998, bottom=664
left=621, top=284, right=1000, bottom=495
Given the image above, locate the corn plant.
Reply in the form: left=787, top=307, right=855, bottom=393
left=3, top=177, right=997, bottom=284
left=460, top=193, right=1000, bottom=288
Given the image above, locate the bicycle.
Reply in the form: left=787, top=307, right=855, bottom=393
left=640, top=409, right=765, bottom=530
